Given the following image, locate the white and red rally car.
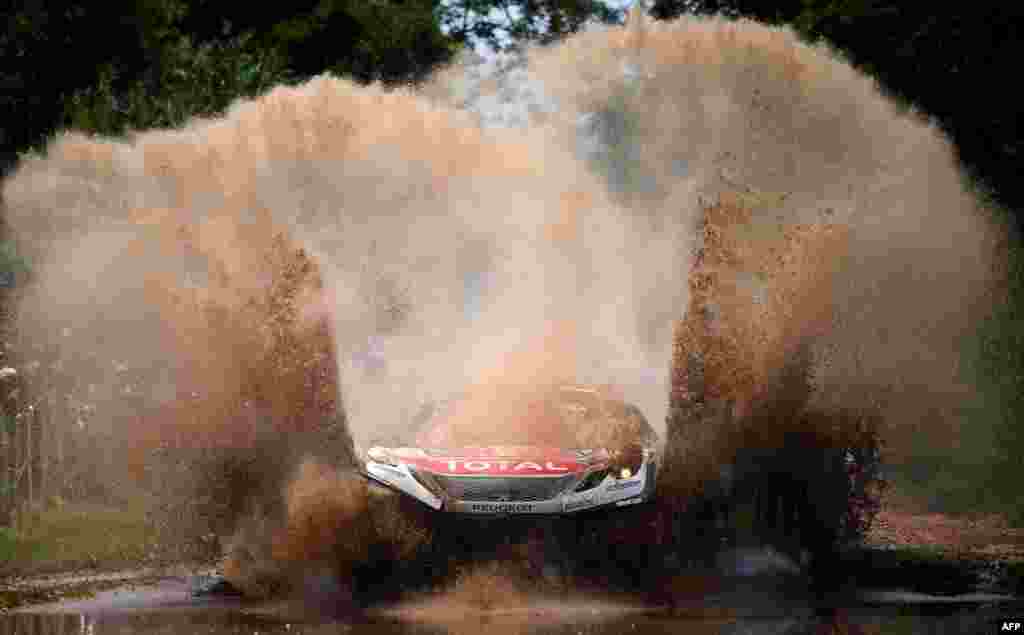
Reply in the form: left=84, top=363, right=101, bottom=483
left=359, top=385, right=658, bottom=515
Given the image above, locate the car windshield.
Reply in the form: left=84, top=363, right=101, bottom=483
left=413, top=385, right=650, bottom=449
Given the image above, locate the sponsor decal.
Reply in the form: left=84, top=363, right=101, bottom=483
left=408, top=458, right=578, bottom=475
left=607, top=478, right=642, bottom=491
left=399, top=448, right=589, bottom=475
left=564, top=495, right=597, bottom=512
left=449, top=460, right=569, bottom=473
left=469, top=502, right=535, bottom=513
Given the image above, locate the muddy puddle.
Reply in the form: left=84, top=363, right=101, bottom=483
left=4, top=598, right=1024, bottom=634
left=4, top=559, right=1023, bottom=635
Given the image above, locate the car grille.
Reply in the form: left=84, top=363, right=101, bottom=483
left=429, top=474, right=579, bottom=502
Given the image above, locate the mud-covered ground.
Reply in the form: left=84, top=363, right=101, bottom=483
left=866, top=502, right=1024, bottom=562
left=0, top=564, right=218, bottom=613
left=4, top=494, right=1023, bottom=617
left=3, top=549, right=1022, bottom=635
left=7, top=601, right=1023, bottom=635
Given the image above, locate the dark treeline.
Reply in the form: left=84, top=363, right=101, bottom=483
left=4, top=1, right=1020, bottom=214
left=0, top=0, right=625, bottom=177
left=0, top=0, right=454, bottom=173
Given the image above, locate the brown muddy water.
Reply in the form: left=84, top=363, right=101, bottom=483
left=3, top=586, right=1023, bottom=634
left=5, top=551, right=1023, bottom=635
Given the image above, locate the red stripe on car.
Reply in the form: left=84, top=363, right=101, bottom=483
left=401, top=456, right=588, bottom=476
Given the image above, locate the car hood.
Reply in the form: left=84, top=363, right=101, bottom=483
left=373, top=445, right=606, bottom=476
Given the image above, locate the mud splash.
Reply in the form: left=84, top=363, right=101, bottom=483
left=0, top=7, right=1007, bottom=602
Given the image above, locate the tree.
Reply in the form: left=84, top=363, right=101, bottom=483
left=173, top=0, right=456, bottom=84
left=0, top=0, right=460, bottom=176
left=440, top=0, right=625, bottom=52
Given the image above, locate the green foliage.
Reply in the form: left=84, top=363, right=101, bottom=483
left=2, top=0, right=627, bottom=172
left=62, top=33, right=293, bottom=136
left=0, top=414, right=16, bottom=437
left=326, top=0, right=457, bottom=84
left=1, top=503, right=155, bottom=571
left=880, top=180, right=1024, bottom=523
left=941, top=176, right=1024, bottom=523
left=0, top=526, right=29, bottom=564
left=0, top=479, right=14, bottom=503
left=2, top=0, right=459, bottom=173
left=981, top=238, right=1024, bottom=525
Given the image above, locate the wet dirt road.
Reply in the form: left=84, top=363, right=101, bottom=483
left=4, top=566, right=1023, bottom=635
left=5, top=599, right=1024, bottom=634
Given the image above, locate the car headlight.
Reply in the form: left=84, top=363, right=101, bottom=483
left=609, top=444, right=644, bottom=477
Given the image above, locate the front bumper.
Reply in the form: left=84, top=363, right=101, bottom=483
left=361, top=459, right=656, bottom=516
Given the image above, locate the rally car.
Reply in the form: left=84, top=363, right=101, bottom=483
left=358, top=384, right=658, bottom=515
